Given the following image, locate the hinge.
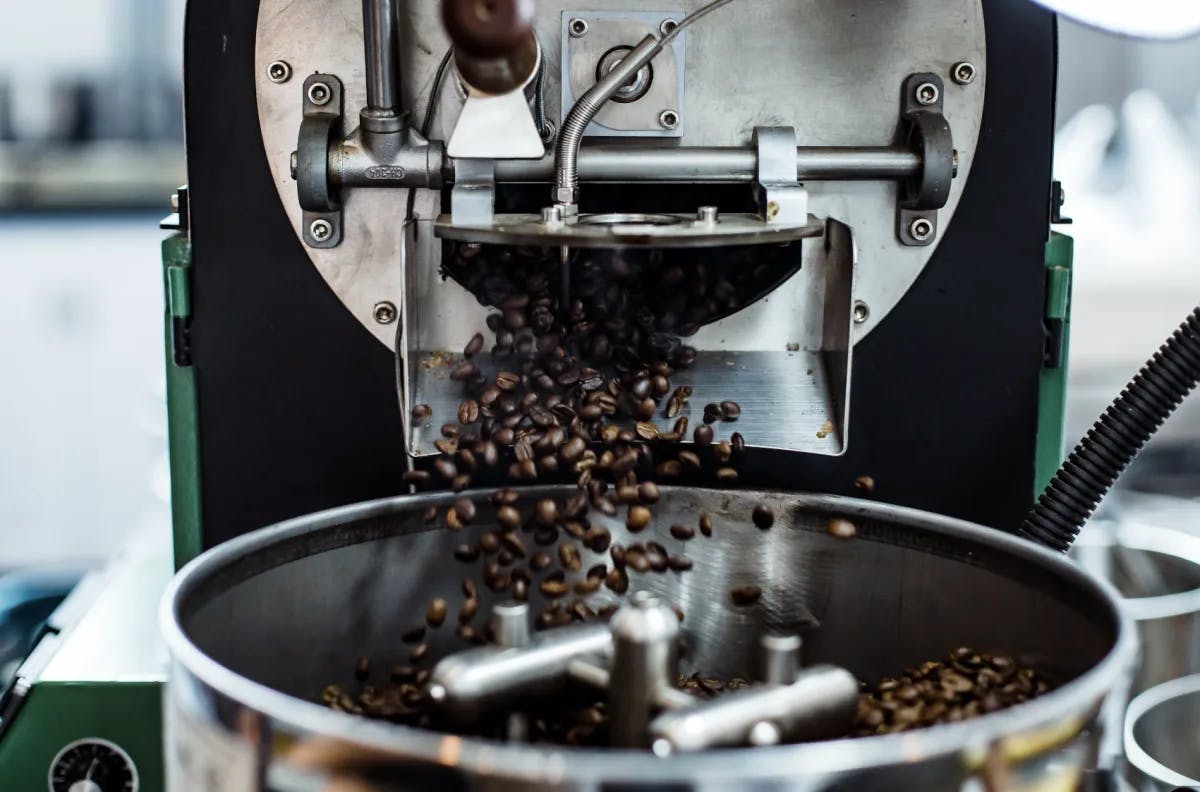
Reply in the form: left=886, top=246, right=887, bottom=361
left=160, top=185, right=189, bottom=233
left=1050, top=180, right=1073, bottom=225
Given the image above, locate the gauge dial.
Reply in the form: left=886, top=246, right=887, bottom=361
left=48, top=739, right=138, bottom=792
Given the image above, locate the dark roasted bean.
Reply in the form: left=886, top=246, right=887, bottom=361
left=668, top=554, right=693, bottom=571
left=402, top=470, right=432, bottom=487
left=401, top=625, right=427, bottom=644
left=715, top=467, right=739, bottom=484
left=678, top=450, right=701, bottom=471
left=635, top=421, right=659, bottom=440
left=855, top=475, right=876, bottom=494
left=434, top=457, right=457, bottom=481
left=730, top=585, right=762, bottom=606
left=720, top=401, right=741, bottom=420
left=451, top=360, right=478, bottom=382
left=637, top=481, right=660, bottom=503
left=558, top=543, right=582, bottom=572
left=495, top=371, right=520, bottom=392
left=426, top=598, right=448, bottom=626
left=610, top=543, right=627, bottom=569
left=423, top=505, right=439, bottom=524
left=656, top=460, right=682, bottom=479
left=496, top=505, right=521, bottom=531
left=693, top=424, right=714, bottom=446
left=699, top=512, right=713, bottom=537
left=411, top=403, right=432, bottom=423
left=752, top=504, right=775, bottom=530
left=501, top=531, right=527, bottom=558
left=714, top=441, right=733, bottom=463
left=627, top=505, right=652, bottom=532
left=451, top=474, right=471, bottom=492
left=458, top=598, right=478, bottom=625
left=731, top=432, right=746, bottom=455
left=540, top=578, right=569, bottom=598
left=584, top=526, right=612, bottom=553
left=464, top=332, right=485, bottom=358
left=435, top=438, right=459, bottom=456
left=531, top=551, right=553, bottom=571
left=454, top=498, right=477, bottom=524
left=458, top=400, right=480, bottom=425
left=670, top=523, right=696, bottom=541
left=703, top=403, right=723, bottom=423
left=605, top=567, right=629, bottom=594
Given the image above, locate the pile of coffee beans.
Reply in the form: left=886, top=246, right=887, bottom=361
left=852, top=647, right=1051, bottom=736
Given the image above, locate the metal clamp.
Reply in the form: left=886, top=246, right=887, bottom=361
left=754, top=127, right=809, bottom=226
left=297, top=74, right=344, bottom=249
left=897, top=73, right=954, bottom=247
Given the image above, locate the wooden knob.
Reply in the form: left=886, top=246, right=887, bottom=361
left=442, top=0, right=535, bottom=59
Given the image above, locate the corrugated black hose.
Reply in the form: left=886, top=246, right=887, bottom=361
left=1020, top=306, right=1200, bottom=552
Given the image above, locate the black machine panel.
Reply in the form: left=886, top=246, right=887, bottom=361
left=183, top=0, right=1057, bottom=550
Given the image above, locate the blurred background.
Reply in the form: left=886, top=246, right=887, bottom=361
left=0, top=6, right=1197, bottom=566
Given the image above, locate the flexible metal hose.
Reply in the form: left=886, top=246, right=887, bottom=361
left=1020, top=306, right=1200, bottom=552
left=554, top=0, right=735, bottom=205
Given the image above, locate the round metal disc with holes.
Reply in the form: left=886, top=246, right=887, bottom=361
left=255, top=0, right=987, bottom=349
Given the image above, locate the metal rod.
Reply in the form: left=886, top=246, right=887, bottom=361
left=608, top=592, right=680, bottom=748
left=494, top=146, right=920, bottom=184
left=362, top=0, right=400, bottom=114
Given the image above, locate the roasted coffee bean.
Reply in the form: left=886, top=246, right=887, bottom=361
left=495, top=371, right=520, bottom=392
left=411, top=403, right=432, bottom=423
left=423, top=505, right=439, bottom=524
left=574, top=576, right=602, bottom=595
left=491, top=488, right=520, bottom=506
left=517, top=458, right=538, bottom=480
left=409, top=642, right=430, bottom=663
left=627, top=505, right=652, bottom=532
left=668, top=554, right=693, bottom=571
left=636, top=482, right=659, bottom=505
left=651, top=374, right=670, bottom=397
left=434, top=457, right=458, bottom=481
left=587, top=563, right=607, bottom=581
left=645, top=547, right=668, bottom=572
left=451, top=474, right=471, bottom=492
left=458, top=598, right=479, bottom=625
left=540, top=578, right=569, bottom=599
left=730, top=585, right=762, bottom=606
left=461, top=578, right=478, bottom=600
left=454, top=498, right=477, bottom=524
left=630, top=377, right=652, bottom=400
left=670, top=523, right=696, bottom=541
left=560, top=436, right=587, bottom=463
left=656, top=460, right=683, bottom=479
left=534, top=527, right=558, bottom=546
left=828, top=518, right=857, bottom=539
left=355, top=657, right=371, bottom=681
left=450, top=360, right=479, bottom=382
left=531, top=551, right=553, bottom=572
left=492, top=427, right=515, bottom=446
left=703, top=403, right=723, bottom=423
left=715, top=467, right=739, bottom=484
left=558, top=543, right=582, bottom=572
left=731, top=432, right=746, bottom=455
left=501, top=531, right=527, bottom=558
left=855, top=475, right=876, bottom=494
left=692, top=424, right=714, bottom=446
left=610, top=544, right=627, bottom=569
left=605, top=567, right=630, bottom=594
left=426, top=598, right=448, bottom=627
left=699, top=512, right=713, bottom=537
left=635, top=398, right=658, bottom=421
left=752, top=504, right=775, bottom=530
left=402, top=470, right=432, bottom=487
left=458, top=400, right=480, bottom=425
left=720, top=401, right=741, bottom=420
left=513, top=578, right=529, bottom=602
left=584, top=526, right=612, bottom=553
left=678, top=450, right=702, bottom=472
left=458, top=624, right=485, bottom=644
left=635, top=421, right=659, bottom=440
left=626, top=550, right=651, bottom=573
left=673, top=417, right=689, bottom=437
left=496, top=505, right=521, bottom=531
left=445, top=508, right=464, bottom=532
left=714, top=441, right=733, bottom=463
left=401, top=625, right=426, bottom=644
left=535, top=499, right=557, bottom=527
left=464, top=332, right=485, bottom=358
left=434, top=437, right=459, bottom=456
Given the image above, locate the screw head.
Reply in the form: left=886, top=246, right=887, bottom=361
left=267, top=60, right=292, bottom=83
left=659, top=18, right=679, bottom=36
left=853, top=302, right=870, bottom=324
left=309, top=218, right=333, bottom=241
left=914, top=81, right=940, bottom=106
left=289, top=151, right=298, bottom=179
left=568, top=18, right=589, bottom=37
left=373, top=301, right=398, bottom=325
left=952, top=61, right=976, bottom=85
left=658, top=109, right=680, bottom=130
left=909, top=217, right=934, bottom=241
left=307, top=81, right=332, bottom=106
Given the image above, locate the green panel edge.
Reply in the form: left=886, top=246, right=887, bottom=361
left=163, top=234, right=203, bottom=570
left=1034, top=231, right=1075, bottom=497
left=0, top=682, right=164, bottom=790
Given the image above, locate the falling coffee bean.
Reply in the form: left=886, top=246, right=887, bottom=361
left=627, top=505, right=652, bottom=532
left=426, top=598, right=448, bottom=627
left=693, top=424, right=713, bottom=446
left=855, top=475, right=876, bottom=494
left=411, top=404, right=432, bottom=423
left=828, top=518, right=857, bottom=539
left=463, top=332, right=485, bottom=358
left=752, top=504, right=775, bottom=530
left=730, top=585, right=762, bottom=606
left=720, top=401, right=741, bottom=421
left=699, top=512, right=713, bottom=537
left=670, top=524, right=696, bottom=541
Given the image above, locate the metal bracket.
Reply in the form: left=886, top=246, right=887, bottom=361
left=298, top=73, right=344, bottom=249
left=897, top=73, right=954, bottom=247
left=451, top=159, right=497, bottom=226
left=753, top=127, right=808, bottom=226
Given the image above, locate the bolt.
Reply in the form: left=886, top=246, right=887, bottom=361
left=696, top=206, right=719, bottom=225
left=853, top=302, right=870, bottom=324
left=914, top=81, right=940, bottom=106
left=659, top=19, right=679, bottom=36
left=309, top=218, right=333, bottom=242
left=289, top=151, right=298, bottom=179
left=909, top=217, right=934, bottom=242
left=658, top=110, right=679, bottom=130
left=541, top=206, right=564, bottom=225
left=373, top=301, right=398, bottom=325
left=568, top=18, right=589, bottom=37
left=307, top=81, right=332, bottom=106
left=267, top=60, right=292, bottom=83
left=952, top=61, right=976, bottom=85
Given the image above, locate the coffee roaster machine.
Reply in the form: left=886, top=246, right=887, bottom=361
left=3, top=0, right=1200, bottom=789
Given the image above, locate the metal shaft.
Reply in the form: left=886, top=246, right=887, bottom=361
left=362, top=0, right=401, bottom=115
left=496, top=146, right=920, bottom=184
left=608, top=593, right=680, bottom=748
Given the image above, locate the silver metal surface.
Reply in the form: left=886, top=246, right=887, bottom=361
left=754, top=127, right=808, bottom=225
left=648, top=664, right=859, bottom=753
left=1125, top=675, right=1200, bottom=790
left=435, top=211, right=823, bottom=248
left=608, top=592, right=680, bottom=747
left=493, top=146, right=923, bottom=183
left=561, top=12, right=685, bottom=138
left=267, top=60, right=292, bottom=84
left=254, top=0, right=988, bottom=348
left=1072, top=521, right=1200, bottom=695
left=493, top=602, right=533, bottom=649
left=163, top=488, right=1134, bottom=790
left=759, top=634, right=802, bottom=685
left=429, top=622, right=613, bottom=722
left=451, top=158, right=497, bottom=225
left=567, top=656, right=698, bottom=710
left=404, top=217, right=855, bottom=457
left=448, top=45, right=545, bottom=159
